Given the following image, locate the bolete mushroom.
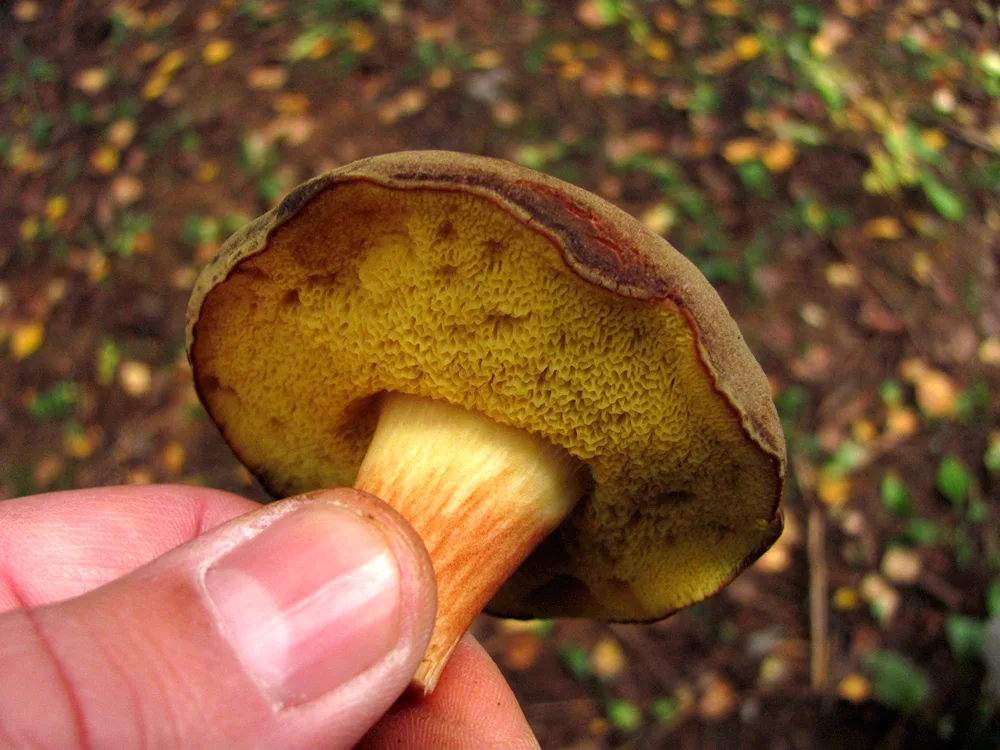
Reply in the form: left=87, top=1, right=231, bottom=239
left=186, top=151, right=785, bottom=693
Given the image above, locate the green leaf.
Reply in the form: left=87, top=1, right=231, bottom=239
left=879, top=379, right=905, bottom=408
left=906, top=518, right=939, bottom=546
left=605, top=699, right=643, bottom=732
left=824, top=441, right=867, bottom=476
left=881, top=473, right=913, bottom=516
left=986, top=578, right=1000, bottom=617
left=559, top=645, right=591, bottom=681
left=30, top=381, right=80, bottom=420
left=651, top=697, right=679, bottom=725
left=95, top=340, right=121, bottom=386
left=288, top=24, right=338, bottom=62
left=945, top=615, right=985, bottom=662
left=937, top=455, right=972, bottom=506
left=737, top=160, right=772, bottom=197
left=863, top=651, right=930, bottom=713
left=984, top=439, right=1000, bottom=475
left=920, top=176, right=964, bottom=221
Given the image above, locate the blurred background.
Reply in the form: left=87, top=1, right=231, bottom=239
left=2, top=0, right=999, bottom=747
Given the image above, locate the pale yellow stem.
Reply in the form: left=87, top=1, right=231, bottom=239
left=354, top=392, right=583, bottom=693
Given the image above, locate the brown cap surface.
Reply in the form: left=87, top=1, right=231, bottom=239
left=187, top=150, right=785, bottom=621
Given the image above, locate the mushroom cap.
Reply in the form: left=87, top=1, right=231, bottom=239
left=187, top=150, right=785, bottom=622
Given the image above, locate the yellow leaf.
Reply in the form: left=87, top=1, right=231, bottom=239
left=817, top=471, right=851, bottom=507
left=851, top=417, right=877, bottom=445
left=560, top=59, right=586, bottom=81
left=247, top=66, right=288, bottom=90
left=837, top=674, right=871, bottom=703
left=590, top=638, right=626, bottom=679
left=74, top=68, right=110, bottom=95
left=13, top=1, right=39, bottom=22
left=722, top=137, right=760, bottom=164
left=472, top=49, right=502, bottom=69
left=734, top=34, right=762, bottom=60
left=429, top=67, right=453, bottom=89
left=90, top=146, right=119, bottom=174
left=119, top=360, right=152, bottom=396
left=548, top=43, right=574, bottom=63
left=157, top=49, right=187, bottom=76
left=920, top=128, right=946, bottom=151
left=913, top=368, right=957, bottom=418
left=273, top=92, right=310, bottom=115
left=979, top=337, right=1000, bottom=365
left=45, top=195, right=68, bottom=224
left=160, top=442, right=187, bottom=473
left=885, top=407, right=919, bottom=440
left=862, top=216, right=904, bottom=240
left=196, top=160, right=220, bottom=183
left=142, top=74, right=170, bottom=100
left=11, top=322, right=44, bottom=360
left=825, top=263, right=861, bottom=289
left=909, top=251, right=933, bottom=285
left=347, top=21, right=374, bottom=53
left=645, top=38, right=672, bottom=62
left=108, top=119, right=137, bottom=149
left=19, top=216, right=40, bottom=241
left=762, top=141, right=796, bottom=172
left=832, top=586, right=860, bottom=610
left=707, top=0, right=741, bottom=16
left=203, top=39, right=234, bottom=65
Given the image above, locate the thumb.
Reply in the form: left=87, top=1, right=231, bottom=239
left=0, top=489, right=437, bottom=750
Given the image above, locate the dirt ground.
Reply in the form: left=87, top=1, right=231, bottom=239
left=2, top=1, right=1000, bottom=747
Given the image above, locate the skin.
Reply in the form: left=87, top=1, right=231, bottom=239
left=0, top=485, right=538, bottom=749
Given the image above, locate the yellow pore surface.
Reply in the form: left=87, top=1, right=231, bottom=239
left=193, top=181, right=779, bottom=620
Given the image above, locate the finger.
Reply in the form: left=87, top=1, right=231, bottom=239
left=359, top=635, right=540, bottom=749
left=0, top=485, right=260, bottom=610
left=0, top=489, right=437, bottom=750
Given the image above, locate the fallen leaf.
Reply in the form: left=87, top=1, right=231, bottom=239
left=762, top=141, right=796, bottom=172
left=160, top=442, right=186, bottom=473
left=722, top=137, right=760, bottom=164
left=881, top=547, right=921, bottom=584
left=203, top=38, right=235, bottom=64
left=248, top=66, right=288, bottom=90
left=12, top=1, right=39, bottom=22
left=503, top=635, right=541, bottom=671
left=111, top=175, right=144, bottom=206
left=473, top=49, right=503, bottom=69
left=590, top=638, right=626, bottom=680
left=119, top=360, right=152, bottom=396
left=698, top=673, right=736, bottom=721
left=863, top=217, right=904, bottom=240
left=913, top=369, right=957, bottom=418
left=833, top=586, right=861, bottom=610
left=91, top=147, right=120, bottom=174
left=11, top=322, right=44, bottom=360
left=980, top=337, right=1000, bottom=365
left=645, top=38, right=672, bottom=62
left=108, top=119, right=137, bottom=149
left=734, top=34, right=763, bottom=60
left=19, top=216, right=40, bottom=241
left=45, top=195, right=68, bottom=224
left=838, top=674, right=871, bottom=703
left=826, top=263, right=861, bottom=289
left=74, top=68, right=110, bottom=95
left=429, top=67, right=453, bottom=89
left=818, top=471, right=852, bottom=507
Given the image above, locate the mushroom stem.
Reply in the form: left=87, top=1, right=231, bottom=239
left=354, top=391, right=584, bottom=693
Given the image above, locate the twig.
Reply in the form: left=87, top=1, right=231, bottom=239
left=808, top=503, right=829, bottom=692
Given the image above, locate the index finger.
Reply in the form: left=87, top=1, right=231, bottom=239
left=0, top=484, right=260, bottom=611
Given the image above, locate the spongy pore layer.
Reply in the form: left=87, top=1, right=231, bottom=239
left=192, top=180, right=780, bottom=620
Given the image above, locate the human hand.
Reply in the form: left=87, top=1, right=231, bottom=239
left=0, top=485, right=539, bottom=749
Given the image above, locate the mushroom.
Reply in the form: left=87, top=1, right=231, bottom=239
left=186, top=151, right=785, bottom=693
